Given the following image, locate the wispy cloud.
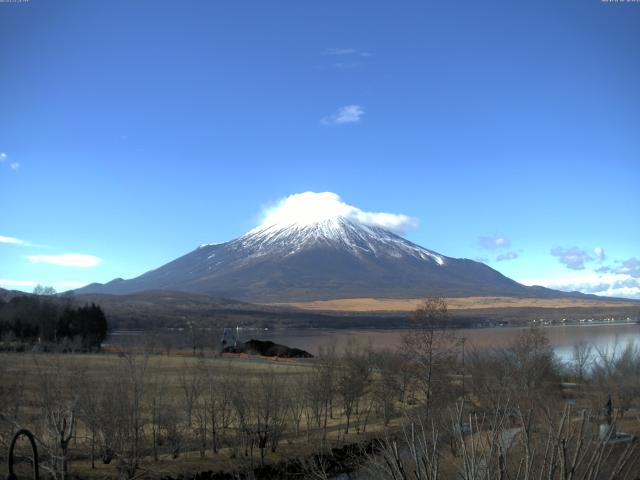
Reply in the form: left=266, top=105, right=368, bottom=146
left=598, top=257, right=640, bottom=277
left=519, top=271, right=640, bottom=299
left=26, top=254, right=103, bottom=268
left=477, top=234, right=521, bottom=263
left=323, top=48, right=371, bottom=57
left=616, top=257, right=640, bottom=277
left=0, top=152, right=20, bottom=171
left=320, top=48, right=372, bottom=70
left=0, top=235, right=45, bottom=248
left=478, top=234, right=511, bottom=250
left=0, top=235, right=26, bottom=246
left=255, top=191, right=418, bottom=235
left=329, top=61, right=362, bottom=70
left=0, top=279, right=39, bottom=289
left=496, top=251, right=519, bottom=262
left=321, top=105, right=364, bottom=125
left=0, top=279, right=87, bottom=291
left=324, top=48, right=358, bottom=56
left=550, top=246, right=602, bottom=270
left=594, top=247, right=606, bottom=261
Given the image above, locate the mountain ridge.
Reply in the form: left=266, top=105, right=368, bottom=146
left=74, top=216, right=598, bottom=302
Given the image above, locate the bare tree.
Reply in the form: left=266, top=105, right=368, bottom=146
left=34, top=356, right=78, bottom=480
left=145, top=366, right=166, bottom=462
left=158, top=401, right=184, bottom=459
left=76, top=363, right=103, bottom=469
left=337, top=341, right=371, bottom=434
left=403, top=297, right=458, bottom=414
left=193, top=395, right=209, bottom=458
left=371, top=351, right=403, bottom=426
left=365, top=421, right=440, bottom=480
left=466, top=347, right=514, bottom=412
left=253, top=369, right=288, bottom=464
left=109, top=353, right=148, bottom=479
left=571, top=341, right=593, bottom=381
left=204, top=366, right=234, bottom=454
left=288, top=374, right=307, bottom=436
left=0, top=356, right=24, bottom=461
left=366, top=400, right=640, bottom=480
left=179, top=360, right=204, bottom=427
left=33, top=284, right=57, bottom=296
left=179, top=359, right=209, bottom=457
left=303, top=369, right=325, bottom=442
left=306, top=345, right=338, bottom=443
left=467, top=327, right=561, bottom=414
left=230, top=380, right=253, bottom=462
left=508, top=326, right=560, bottom=405
left=592, top=340, right=640, bottom=418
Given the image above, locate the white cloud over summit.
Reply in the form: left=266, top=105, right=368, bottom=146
left=256, top=192, right=418, bottom=234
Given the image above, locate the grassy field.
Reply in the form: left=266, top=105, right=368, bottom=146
left=0, top=351, right=403, bottom=479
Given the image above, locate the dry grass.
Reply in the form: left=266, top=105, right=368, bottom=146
left=273, top=296, right=640, bottom=312
left=0, top=352, right=311, bottom=408
left=0, top=352, right=398, bottom=479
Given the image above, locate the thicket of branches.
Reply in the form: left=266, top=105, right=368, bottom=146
left=0, top=297, right=638, bottom=479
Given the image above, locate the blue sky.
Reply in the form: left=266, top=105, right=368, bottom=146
left=1, top=0, right=639, bottom=298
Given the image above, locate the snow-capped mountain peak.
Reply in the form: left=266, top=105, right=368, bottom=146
left=73, top=193, right=584, bottom=302
left=254, top=192, right=418, bottom=234
left=238, top=216, right=445, bottom=265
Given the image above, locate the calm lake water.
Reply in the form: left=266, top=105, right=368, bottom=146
left=249, top=322, right=640, bottom=362
left=108, top=321, right=640, bottom=363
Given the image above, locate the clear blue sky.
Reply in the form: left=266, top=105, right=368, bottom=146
left=1, top=0, right=639, bottom=297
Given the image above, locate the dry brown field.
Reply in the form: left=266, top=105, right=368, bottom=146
left=273, top=296, right=640, bottom=312
left=3, top=338, right=640, bottom=479
left=0, top=352, right=402, bottom=479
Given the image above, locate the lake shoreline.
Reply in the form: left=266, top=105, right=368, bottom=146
left=105, top=321, right=640, bottom=361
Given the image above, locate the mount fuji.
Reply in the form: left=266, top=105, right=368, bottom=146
left=75, top=214, right=574, bottom=302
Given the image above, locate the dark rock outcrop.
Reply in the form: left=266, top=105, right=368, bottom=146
left=223, top=339, right=313, bottom=358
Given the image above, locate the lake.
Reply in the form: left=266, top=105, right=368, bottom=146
left=107, top=320, right=640, bottom=363
left=250, top=321, right=640, bottom=362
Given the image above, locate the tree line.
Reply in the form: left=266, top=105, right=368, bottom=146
left=0, top=287, right=108, bottom=351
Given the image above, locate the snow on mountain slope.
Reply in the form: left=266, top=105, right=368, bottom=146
left=233, top=217, right=445, bottom=265
left=74, top=211, right=571, bottom=302
left=73, top=192, right=603, bottom=302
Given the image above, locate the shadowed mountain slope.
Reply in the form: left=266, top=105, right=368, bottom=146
left=75, top=217, right=594, bottom=302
